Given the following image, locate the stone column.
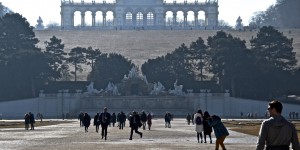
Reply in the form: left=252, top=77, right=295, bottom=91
left=92, top=12, right=96, bottom=27
left=183, top=12, right=187, bottom=27
left=81, top=12, right=85, bottom=27
left=205, top=13, right=208, bottom=26
left=71, top=14, right=74, bottom=28
left=173, top=12, right=177, bottom=26
left=60, top=12, right=64, bottom=29
left=132, top=13, right=137, bottom=27
left=103, top=12, right=107, bottom=26
left=113, top=13, right=116, bottom=26
left=194, top=12, right=198, bottom=26
left=143, top=13, right=147, bottom=27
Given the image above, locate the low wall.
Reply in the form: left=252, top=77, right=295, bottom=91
left=0, top=92, right=299, bottom=119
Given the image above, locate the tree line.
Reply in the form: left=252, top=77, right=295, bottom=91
left=0, top=13, right=299, bottom=100
left=250, top=0, right=300, bottom=28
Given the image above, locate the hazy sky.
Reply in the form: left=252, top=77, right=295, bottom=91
left=1, top=0, right=277, bottom=27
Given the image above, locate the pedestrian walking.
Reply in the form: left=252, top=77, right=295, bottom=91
left=110, top=112, right=116, bottom=127
left=99, top=107, right=111, bottom=140
left=203, top=111, right=212, bottom=144
left=119, top=111, right=126, bottom=130
left=83, top=112, right=91, bottom=133
left=140, top=111, right=147, bottom=130
left=94, top=113, right=100, bottom=133
left=194, top=110, right=204, bottom=143
left=186, top=113, right=191, bottom=125
left=208, top=115, right=229, bottom=150
left=256, top=100, right=300, bottom=150
left=147, top=113, right=152, bottom=130
left=29, top=112, right=35, bottom=130
left=129, top=111, right=143, bottom=140
left=78, top=112, right=84, bottom=127
left=24, top=113, right=30, bottom=130
left=164, top=112, right=171, bottom=128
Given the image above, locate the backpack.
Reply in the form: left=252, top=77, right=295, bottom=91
left=195, top=116, right=202, bottom=125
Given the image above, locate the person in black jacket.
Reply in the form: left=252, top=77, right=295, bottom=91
left=24, top=113, right=30, bottom=130
left=99, top=107, right=111, bottom=140
left=83, top=112, right=91, bottom=132
left=129, top=111, right=143, bottom=140
left=110, top=112, right=116, bottom=127
left=29, top=112, right=35, bottom=130
left=203, top=111, right=212, bottom=144
left=140, top=111, right=147, bottom=130
left=119, top=111, right=126, bottom=130
left=94, top=113, right=100, bottom=133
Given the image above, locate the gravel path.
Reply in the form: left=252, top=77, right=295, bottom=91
left=0, top=119, right=258, bottom=150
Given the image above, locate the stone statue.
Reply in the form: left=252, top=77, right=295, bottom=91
left=142, top=75, right=149, bottom=85
left=85, top=81, right=101, bottom=95
left=235, top=16, right=243, bottom=31
left=35, top=16, right=44, bottom=30
left=150, top=81, right=166, bottom=95
left=169, top=80, right=185, bottom=96
left=105, top=82, right=120, bottom=96
left=128, top=66, right=139, bottom=78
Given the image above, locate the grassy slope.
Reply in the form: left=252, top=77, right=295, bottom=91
left=35, top=29, right=300, bottom=80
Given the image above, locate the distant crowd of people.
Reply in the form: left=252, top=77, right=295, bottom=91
left=77, top=107, right=153, bottom=140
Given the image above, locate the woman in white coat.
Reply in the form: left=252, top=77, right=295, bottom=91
left=194, top=109, right=204, bottom=143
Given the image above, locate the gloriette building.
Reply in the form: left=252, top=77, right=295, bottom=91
left=61, top=0, right=219, bottom=30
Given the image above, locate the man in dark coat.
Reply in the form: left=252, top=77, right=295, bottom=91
left=110, top=113, right=116, bottom=127
left=129, top=111, right=143, bottom=140
left=140, top=111, right=147, bottom=130
left=29, top=112, right=35, bottom=130
left=83, top=112, right=91, bottom=132
left=24, top=113, right=30, bottom=130
left=119, top=111, right=126, bottom=130
left=78, top=112, right=84, bottom=127
left=93, top=113, right=100, bottom=133
left=99, top=107, right=111, bottom=140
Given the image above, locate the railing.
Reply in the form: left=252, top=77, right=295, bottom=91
left=62, top=1, right=116, bottom=5
left=163, top=2, right=207, bottom=6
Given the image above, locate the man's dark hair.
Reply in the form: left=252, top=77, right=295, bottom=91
left=269, top=100, right=283, bottom=113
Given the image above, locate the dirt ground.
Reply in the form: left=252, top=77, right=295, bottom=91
left=0, top=118, right=299, bottom=150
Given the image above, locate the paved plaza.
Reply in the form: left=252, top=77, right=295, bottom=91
left=0, top=119, right=258, bottom=150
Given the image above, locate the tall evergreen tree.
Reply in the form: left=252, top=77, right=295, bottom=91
left=91, top=53, right=134, bottom=89
left=189, top=37, right=209, bottom=81
left=67, top=47, right=86, bottom=81
left=250, top=26, right=297, bottom=98
left=207, top=31, right=252, bottom=95
left=250, top=26, right=296, bottom=71
left=0, top=13, right=52, bottom=98
left=44, top=36, right=68, bottom=81
left=85, top=46, right=101, bottom=79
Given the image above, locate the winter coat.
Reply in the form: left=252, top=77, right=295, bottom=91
left=194, top=113, right=204, bottom=133
left=208, top=116, right=229, bottom=139
left=203, top=116, right=212, bottom=135
left=256, top=115, right=300, bottom=150
left=99, top=112, right=111, bottom=125
left=83, top=114, right=91, bottom=127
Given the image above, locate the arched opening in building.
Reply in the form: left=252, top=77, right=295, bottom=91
left=197, top=11, right=206, bottom=26
left=95, top=11, right=103, bottom=26
left=73, top=11, right=81, bottom=27
left=165, top=11, right=173, bottom=26
left=85, top=11, right=92, bottom=26
left=187, top=11, right=194, bottom=26
left=146, top=12, right=154, bottom=26
left=136, top=12, right=143, bottom=26
left=176, top=11, right=184, bottom=27
left=106, top=11, right=114, bottom=26
left=125, top=12, right=133, bottom=26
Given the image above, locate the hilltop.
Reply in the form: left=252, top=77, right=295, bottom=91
left=35, top=29, right=300, bottom=79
